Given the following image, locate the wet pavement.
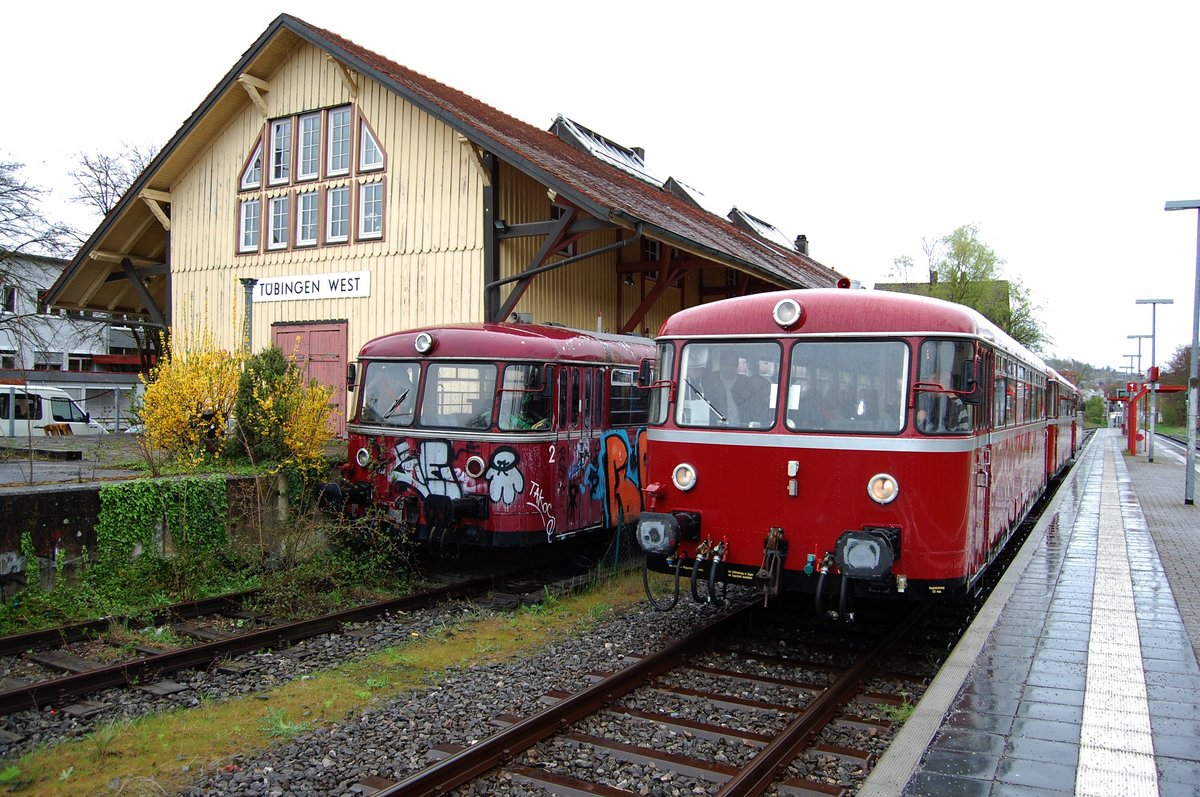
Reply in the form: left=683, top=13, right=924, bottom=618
left=0, top=435, right=145, bottom=491
left=863, top=428, right=1200, bottom=796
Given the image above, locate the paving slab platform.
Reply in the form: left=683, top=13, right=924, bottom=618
left=861, top=427, right=1200, bottom=797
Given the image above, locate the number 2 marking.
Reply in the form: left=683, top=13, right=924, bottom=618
left=548, top=444, right=556, bottom=463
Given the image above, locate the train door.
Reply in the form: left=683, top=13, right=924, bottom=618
left=553, top=366, right=589, bottom=536
left=970, top=346, right=993, bottom=579
left=1045, top=381, right=1059, bottom=478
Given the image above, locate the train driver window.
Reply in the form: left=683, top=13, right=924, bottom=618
left=916, top=340, right=974, bottom=434
left=677, top=342, right=778, bottom=429
left=360, top=362, right=420, bottom=425
left=419, top=363, right=498, bottom=429
left=785, top=341, right=907, bottom=434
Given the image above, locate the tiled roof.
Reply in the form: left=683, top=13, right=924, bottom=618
left=289, top=16, right=841, bottom=289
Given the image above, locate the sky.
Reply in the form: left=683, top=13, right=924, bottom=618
left=5, top=1, right=1200, bottom=373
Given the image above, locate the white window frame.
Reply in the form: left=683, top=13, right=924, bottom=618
left=327, top=186, right=350, bottom=243
left=296, top=191, right=319, bottom=246
left=270, top=118, right=292, bottom=185
left=358, top=182, right=383, bottom=240
left=359, top=122, right=384, bottom=171
left=298, top=113, right=321, bottom=181
left=328, top=107, right=351, bottom=176
left=239, top=199, right=261, bottom=253
left=268, top=195, right=290, bottom=250
left=241, top=142, right=262, bottom=190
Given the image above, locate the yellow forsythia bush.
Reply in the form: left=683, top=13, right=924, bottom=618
left=246, top=360, right=334, bottom=471
left=140, top=330, right=243, bottom=469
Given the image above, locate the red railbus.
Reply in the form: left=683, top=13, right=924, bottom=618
left=635, top=289, right=1079, bottom=611
left=326, top=323, right=654, bottom=549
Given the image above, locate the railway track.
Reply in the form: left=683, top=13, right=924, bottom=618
left=0, top=566, right=572, bottom=720
left=338, top=600, right=930, bottom=797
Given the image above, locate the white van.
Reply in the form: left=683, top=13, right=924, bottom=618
left=0, top=385, right=107, bottom=437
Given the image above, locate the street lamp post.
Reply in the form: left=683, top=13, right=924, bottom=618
left=1164, top=199, right=1200, bottom=504
left=1135, top=301, right=1173, bottom=463
left=1127, top=333, right=1150, bottom=376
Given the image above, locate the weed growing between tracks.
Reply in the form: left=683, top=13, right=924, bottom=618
left=0, top=568, right=650, bottom=795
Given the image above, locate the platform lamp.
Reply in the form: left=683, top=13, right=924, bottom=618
left=1135, top=301, right=1173, bottom=463
left=1163, top=199, right=1199, bottom=504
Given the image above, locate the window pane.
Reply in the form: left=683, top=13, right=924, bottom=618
left=269, top=196, right=289, bottom=249
left=360, top=122, right=383, bottom=170
left=610, top=368, right=650, bottom=426
left=328, top=107, right=351, bottom=174
left=327, top=187, right=349, bottom=241
left=359, top=182, right=383, bottom=238
left=297, top=192, right=318, bottom=245
left=241, top=143, right=262, bottom=189
left=270, top=119, right=291, bottom=184
left=51, top=397, right=87, bottom=423
left=678, top=342, right=779, bottom=429
left=240, top=200, right=260, bottom=251
left=299, top=114, right=321, bottom=179
left=649, top=342, right=674, bottom=424
left=419, top=363, right=498, bottom=428
left=360, top=361, right=420, bottom=425
left=783, top=341, right=906, bottom=434
left=498, top=364, right=552, bottom=431
left=916, top=340, right=974, bottom=434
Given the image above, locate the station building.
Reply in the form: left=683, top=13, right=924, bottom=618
left=46, top=14, right=840, bottom=434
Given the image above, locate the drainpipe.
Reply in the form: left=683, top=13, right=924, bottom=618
left=239, top=278, right=258, bottom=353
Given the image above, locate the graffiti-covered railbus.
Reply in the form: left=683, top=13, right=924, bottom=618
left=329, top=323, right=655, bottom=548
left=635, top=289, right=1080, bottom=611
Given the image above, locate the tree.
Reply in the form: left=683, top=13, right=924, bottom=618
left=0, top=157, right=72, bottom=259
left=1, top=158, right=80, bottom=365
left=892, top=224, right=1050, bottom=352
left=68, top=143, right=158, bottom=219
left=1158, top=343, right=1191, bottom=428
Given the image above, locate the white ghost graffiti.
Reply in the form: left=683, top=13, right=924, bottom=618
left=485, top=446, right=524, bottom=506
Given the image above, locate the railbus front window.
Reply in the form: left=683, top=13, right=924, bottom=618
left=360, top=361, right=420, bottom=425
left=916, top=340, right=975, bottom=434
left=677, top=342, right=780, bottom=429
left=498, top=364, right=552, bottom=431
left=785, top=341, right=908, bottom=434
left=419, top=363, right=498, bottom=429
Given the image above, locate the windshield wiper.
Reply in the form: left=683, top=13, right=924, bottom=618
left=383, top=389, right=410, bottom=420
left=684, top=378, right=727, bottom=423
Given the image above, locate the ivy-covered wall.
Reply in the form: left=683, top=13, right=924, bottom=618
left=0, top=475, right=290, bottom=594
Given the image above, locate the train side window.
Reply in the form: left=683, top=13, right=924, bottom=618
left=593, top=367, right=605, bottom=427
left=649, top=342, right=673, bottom=425
left=610, top=368, right=650, bottom=426
left=569, top=368, right=580, bottom=428
left=581, top=369, right=593, bottom=429
left=499, top=363, right=552, bottom=431
left=558, top=368, right=569, bottom=428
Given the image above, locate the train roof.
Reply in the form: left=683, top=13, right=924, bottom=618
left=358, top=323, right=655, bottom=364
left=658, top=288, right=1049, bottom=369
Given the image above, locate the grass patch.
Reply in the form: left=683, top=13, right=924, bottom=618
left=1, top=569, right=650, bottom=795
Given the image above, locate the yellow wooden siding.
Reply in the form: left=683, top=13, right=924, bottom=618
left=167, top=41, right=484, bottom=358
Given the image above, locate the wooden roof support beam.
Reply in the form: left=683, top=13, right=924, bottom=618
left=458, top=135, right=491, bottom=187
left=619, top=261, right=689, bottom=334
left=140, top=190, right=171, bottom=232
left=237, top=74, right=270, bottom=118
left=326, top=55, right=358, bottom=100
left=90, top=251, right=164, bottom=269
left=119, top=258, right=166, bottom=328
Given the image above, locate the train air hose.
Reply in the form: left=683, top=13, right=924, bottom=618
left=690, top=550, right=709, bottom=603
left=642, top=555, right=683, bottom=611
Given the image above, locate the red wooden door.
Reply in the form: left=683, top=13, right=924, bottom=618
left=272, top=321, right=348, bottom=437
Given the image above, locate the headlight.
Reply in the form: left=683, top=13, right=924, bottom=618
left=672, top=463, right=697, bottom=491
left=355, top=447, right=371, bottom=467
left=414, top=332, right=435, bottom=354
left=867, top=473, right=899, bottom=504
left=772, top=298, right=803, bottom=329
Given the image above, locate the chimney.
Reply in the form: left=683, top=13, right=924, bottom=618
left=794, top=234, right=809, bottom=255
left=632, top=146, right=645, bottom=161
